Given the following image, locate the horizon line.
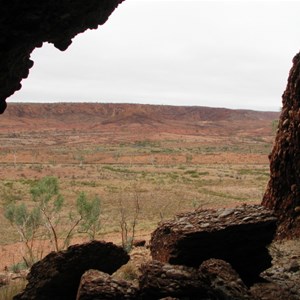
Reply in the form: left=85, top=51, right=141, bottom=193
left=7, top=101, right=281, bottom=113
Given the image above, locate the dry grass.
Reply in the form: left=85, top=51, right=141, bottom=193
left=0, top=119, right=275, bottom=269
left=0, top=280, right=26, bottom=300
left=0, top=162, right=268, bottom=244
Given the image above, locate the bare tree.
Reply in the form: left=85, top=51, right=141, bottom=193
left=118, top=186, right=141, bottom=252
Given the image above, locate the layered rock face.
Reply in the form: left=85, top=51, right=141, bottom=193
left=0, top=0, right=124, bottom=114
left=150, top=205, right=277, bottom=286
left=262, top=51, right=300, bottom=239
left=14, top=241, right=129, bottom=300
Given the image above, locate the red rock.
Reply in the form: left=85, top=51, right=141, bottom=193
left=138, top=259, right=253, bottom=299
left=14, top=241, right=129, bottom=300
left=76, top=269, right=138, bottom=300
left=262, top=51, right=300, bottom=239
left=150, top=205, right=276, bottom=286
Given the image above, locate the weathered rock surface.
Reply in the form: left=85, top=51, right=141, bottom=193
left=250, top=239, right=300, bottom=300
left=199, top=259, right=254, bottom=299
left=139, top=260, right=207, bottom=299
left=76, top=269, right=138, bottom=300
left=262, top=51, right=300, bottom=239
left=150, top=205, right=277, bottom=285
left=139, top=259, right=253, bottom=299
left=0, top=0, right=124, bottom=113
left=13, top=241, right=129, bottom=300
left=75, top=259, right=254, bottom=299
left=251, top=282, right=299, bottom=300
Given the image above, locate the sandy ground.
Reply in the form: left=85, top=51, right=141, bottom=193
left=0, top=231, right=151, bottom=271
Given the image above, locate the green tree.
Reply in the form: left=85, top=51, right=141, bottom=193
left=30, top=176, right=65, bottom=251
left=3, top=176, right=100, bottom=257
left=76, top=192, right=101, bottom=240
left=4, top=203, right=41, bottom=266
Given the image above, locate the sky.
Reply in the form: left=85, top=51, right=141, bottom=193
left=8, top=0, right=300, bottom=111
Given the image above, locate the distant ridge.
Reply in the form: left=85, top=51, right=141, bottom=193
left=4, top=103, right=279, bottom=123
left=0, top=103, right=279, bottom=137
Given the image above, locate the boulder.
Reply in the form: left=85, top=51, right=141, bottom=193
left=76, top=269, right=138, bottom=300
left=75, top=258, right=254, bottom=299
left=14, top=241, right=129, bottom=300
left=139, top=260, right=207, bottom=299
left=150, top=204, right=277, bottom=285
left=139, top=259, right=253, bottom=299
left=199, top=259, right=254, bottom=299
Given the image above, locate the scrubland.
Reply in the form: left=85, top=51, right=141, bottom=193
left=0, top=104, right=278, bottom=270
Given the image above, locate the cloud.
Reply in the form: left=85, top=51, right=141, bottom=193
left=9, top=0, right=300, bottom=111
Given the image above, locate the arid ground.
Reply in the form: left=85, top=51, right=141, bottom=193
left=0, top=103, right=279, bottom=270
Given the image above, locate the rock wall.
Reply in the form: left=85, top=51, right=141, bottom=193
left=262, top=51, right=300, bottom=239
left=0, top=0, right=124, bottom=114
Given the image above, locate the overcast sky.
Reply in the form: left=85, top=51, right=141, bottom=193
left=8, top=0, right=300, bottom=111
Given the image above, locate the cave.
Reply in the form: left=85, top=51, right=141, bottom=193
left=0, top=0, right=299, bottom=240
left=0, top=0, right=124, bottom=114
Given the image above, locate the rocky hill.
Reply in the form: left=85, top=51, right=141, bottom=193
left=1, top=103, right=279, bottom=135
left=4, top=102, right=279, bottom=121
